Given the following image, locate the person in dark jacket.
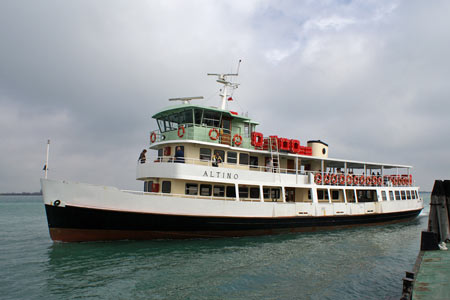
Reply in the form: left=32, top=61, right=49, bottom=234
left=139, top=149, right=147, bottom=163
left=174, top=146, right=184, bottom=163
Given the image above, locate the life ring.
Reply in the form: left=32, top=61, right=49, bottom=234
left=233, top=134, right=242, bottom=146
left=324, top=174, right=331, bottom=185
left=330, top=174, right=337, bottom=185
left=339, top=174, right=346, bottom=185
left=314, top=173, right=322, bottom=184
left=353, top=175, right=359, bottom=185
left=377, top=177, right=383, bottom=186
left=177, top=126, right=185, bottom=138
left=209, top=128, right=219, bottom=140
left=359, top=175, right=365, bottom=185
left=392, top=177, right=398, bottom=186
left=346, top=175, right=353, bottom=185
left=150, top=132, right=157, bottom=143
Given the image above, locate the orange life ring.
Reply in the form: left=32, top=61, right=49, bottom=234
left=209, top=128, right=219, bottom=140
left=339, top=174, right=346, bottom=185
left=324, top=174, right=331, bottom=184
left=353, top=175, right=359, bottom=185
left=377, top=177, right=383, bottom=186
left=314, top=173, right=322, bottom=184
left=233, top=134, right=242, bottom=146
left=178, top=126, right=185, bottom=138
left=371, top=176, right=377, bottom=185
left=346, top=175, right=353, bottom=185
left=359, top=175, right=365, bottom=185
left=331, top=174, right=337, bottom=185
left=150, top=132, right=157, bottom=143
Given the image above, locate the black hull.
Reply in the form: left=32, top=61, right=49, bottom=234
left=45, top=205, right=422, bottom=242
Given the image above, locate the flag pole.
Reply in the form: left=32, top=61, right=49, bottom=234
left=45, top=139, right=50, bottom=179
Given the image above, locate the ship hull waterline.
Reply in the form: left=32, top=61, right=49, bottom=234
left=45, top=204, right=422, bottom=242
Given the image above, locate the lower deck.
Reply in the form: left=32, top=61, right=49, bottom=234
left=141, top=177, right=421, bottom=205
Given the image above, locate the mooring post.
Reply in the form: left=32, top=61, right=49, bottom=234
left=421, top=180, right=450, bottom=250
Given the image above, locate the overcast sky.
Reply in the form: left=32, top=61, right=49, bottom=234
left=1, top=0, right=449, bottom=192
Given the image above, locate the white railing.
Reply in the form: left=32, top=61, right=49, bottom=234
left=140, top=155, right=313, bottom=176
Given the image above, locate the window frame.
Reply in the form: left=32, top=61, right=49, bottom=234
left=161, top=181, right=171, bottom=194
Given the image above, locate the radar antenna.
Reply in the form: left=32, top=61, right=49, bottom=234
left=168, top=96, right=204, bottom=104
left=208, top=59, right=241, bottom=110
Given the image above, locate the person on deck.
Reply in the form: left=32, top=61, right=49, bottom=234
left=174, top=146, right=184, bottom=163
left=139, top=149, right=147, bottom=164
left=212, top=152, right=222, bottom=167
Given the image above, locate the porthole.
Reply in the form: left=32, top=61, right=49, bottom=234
left=322, top=148, right=327, bottom=155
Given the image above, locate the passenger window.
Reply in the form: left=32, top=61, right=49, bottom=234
left=401, top=191, right=406, bottom=200
left=200, top=184, right=212, bottom=196
left=389, top=191, right=394, bottom=201
left=162, top=181, right=171, bottom=193
left=239, top=186, right=249, bottom=198
left=407, top=191, right=412, bottom=200
left=239, top=153, right=249, bottom=165
left=226, top=186, right=236, bottom=198
left=395, top=191, right=400, bottom=200
left=144, top=181, right=153, bottom=192
left=227, top=151, right=237, bottom=164
left=185, top=183, right=198, bottom=195
left=271, top=188, right=281, bottom=199
left=381, top=191, right=387, bottom=201
left=263, top=188, right=270, bottom=199
left=331, top=190, right=339, bottom=200
left=250, top=156, right=259, bottom=168
left=250, top=187, right=260, bottom=199
left=200, top=148, right=211, bottom=161
left=213, top=185, right=225, bottom=197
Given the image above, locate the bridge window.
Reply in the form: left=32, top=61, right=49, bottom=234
left=203, top=110, right=221, bottom=127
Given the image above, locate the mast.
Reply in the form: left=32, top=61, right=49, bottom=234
left=44, top=139, right=50, bottom=179
left=208, top=60, right=241, bottom=110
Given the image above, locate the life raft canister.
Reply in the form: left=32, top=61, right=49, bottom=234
left=209, top=128, right=219, bottom=140
left=290, top=139, right=301, bottom=153
left=251, top=132, right=264, bottom=148
left=233, top=134, right=242, bottom=146
left=177, top=126, right=185, bottom=138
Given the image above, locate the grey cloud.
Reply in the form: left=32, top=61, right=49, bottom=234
left=1, top=0, right=449, bottom=192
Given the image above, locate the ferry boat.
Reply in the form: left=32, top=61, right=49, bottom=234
left=41, top=70, right=424, bottom=242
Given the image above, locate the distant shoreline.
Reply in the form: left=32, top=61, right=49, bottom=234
left=0, top=192, right=42, bottom=196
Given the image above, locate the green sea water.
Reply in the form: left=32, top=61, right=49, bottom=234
left=0, top=194, right=430, bottom=300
